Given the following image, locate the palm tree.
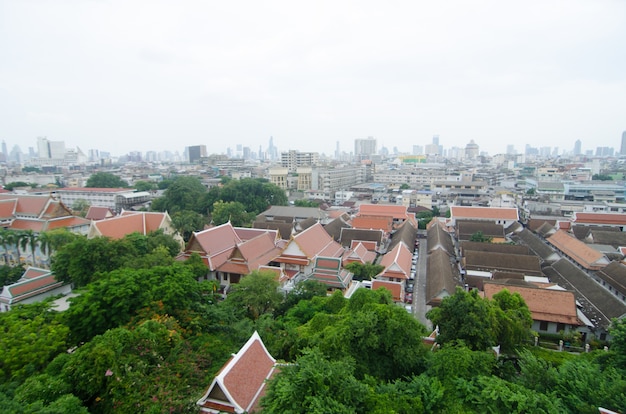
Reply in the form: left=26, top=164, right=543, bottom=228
left=19, top=230, right=38, bottom=267
left=4, top=230, right=20, bottom=265
left=0, top=228, right=11, bottom=265
left=37, top=231, right=52, bottom=268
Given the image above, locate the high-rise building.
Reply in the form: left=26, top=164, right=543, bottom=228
left=354, top=137, right=377, bottom=161
left=464, top=140, right=479, bottom=160
left=574, top=140, right=582, bottom=155
left=281, top=150, right=319, bottom=172
left=620, top=131, right=626, bottom=155
left=187, top=145, right=207, bottom=163
left=37, top=136, right=65, bottom=159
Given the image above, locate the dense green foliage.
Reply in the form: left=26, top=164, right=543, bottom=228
left=2, top=234, right=626, bottom=413
left=51, top=231, right=181, bottom=287
left=3, top=181, right=36, bottom=191
left=85, top=172, right=128, bottom=188
left=151, top=176, right=288, bottom=228
left=344, top=262, right=384, bottom=281
left=293, top=199, right=320, bottom=207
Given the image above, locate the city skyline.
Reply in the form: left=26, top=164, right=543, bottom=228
left=1, top=1, right=625, bottom=157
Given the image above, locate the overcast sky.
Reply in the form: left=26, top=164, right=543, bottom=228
left=1, top=0, right=625, bottom=157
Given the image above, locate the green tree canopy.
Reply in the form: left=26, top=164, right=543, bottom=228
left=261, top=348, right=370, bottom=413
left=470, top=231, right=493, bottom=243
left=150, top=176, right=207, bottom=214
left=225, top=270, right=283, bottom=320
left=199, top=178, right=287, bottom=216
left=211, top=200, right=256, bottom=227
left=0, top=303, right=70, bottom=382
left=63, top=262, right=203, bottom=343
left=4, top=181, right=35, bottom=191
left=133, top=180, right=157, bottom=192
left=171, top=210, right=206, bottom=242
left=85, top=172, right=128, bottom=188
left=297, top=288, right=428, bottom=381
left=344, top=262, right=384, bottom=281
left=427, top=288, right=499, bottom=351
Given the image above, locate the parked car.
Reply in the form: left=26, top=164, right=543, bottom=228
left=405, top=282, right=414, bottom=293
left=405, top=293, right=413, bottom=304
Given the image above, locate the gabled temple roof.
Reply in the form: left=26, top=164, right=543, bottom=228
left=547, top=230, right=610, bottom=270
left=197, top=331, right=277, bottom=413
left=484, top=281, right=582, bottom=326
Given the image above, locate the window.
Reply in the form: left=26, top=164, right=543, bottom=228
left=557, top=323, right=566, bottom=333
left=539, top=321, right=548, bottom=331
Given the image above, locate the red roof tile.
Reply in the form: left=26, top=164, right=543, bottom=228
left=547, top=230, right=610, bottom=270
left=359, top=204, right=409, bottom=219
left=85, top=206, right=114, bottom=220
left=9, top=219, right=46, bottom=231
left=450, top=206, right=519, bottom=221
left=378, top=242, right=412, bottom=280
left=90, top=212, right=168, bottom=239
left=484, top=282, right=582, bottom=325
left=291, top=222, right=344, bottom=259
left=573, top=212, right=626, bottom=226
left=351, top=216, right=393, bottom=233
left=197, top=332, right=276, bottom=413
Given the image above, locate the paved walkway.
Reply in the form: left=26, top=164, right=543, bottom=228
left=413, top=231, right=431, bottom=330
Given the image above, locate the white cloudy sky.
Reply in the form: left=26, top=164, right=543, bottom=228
left=1, top=0, right=625, bottom=157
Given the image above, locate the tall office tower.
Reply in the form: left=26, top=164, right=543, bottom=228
left=506, top=145, right=515, bottom=155
left=1, top=141, right=7, bottom=161
left=574, top=140, right=582, bottom=155
left=412, top=145, right=423, bottom=155
left=37, top=136, right=66, bottom=159
left=281, top=150, right=319, bottom=172
left=187, top=145, right=207, bottom=163
left=465, top=140, right=479, bottom=160
left=354, top=137, right=377, bottom=161
left=621, top=131, right=626, bottom=155
left=432, top=135, right=439, bottom=145
left=335, top=141, right=340, bottom=160
left=268, top=136, right=278, bottom=161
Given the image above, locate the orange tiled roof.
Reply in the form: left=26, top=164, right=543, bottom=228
left=0, top=199, right=17, bottom=219
left=291, top=222, right=344, bottom=259
left=85, top=206, right=114, bottom=220
left=351, top=216, right=393, bottom=233
left=450, top=206, right=519, bottom=221
left=9, top=219, right=46, bottom=231
left=573, top=212, right=626, bottom=226
left=358, top=204, right=409, bottom=219
left=46, top=216, right=91, bottom=230
left=372, top=279, right=403, bottom=301
left=484, top=282, right=582, bottom=325
left=57, top=187, right=130, bottom=193
left=378, top=242, right=412, bottom=280
left=197, top=331, right=276, bottom=413
left=547, top=230, right=609, bottom=270
left=90, top=212, right=168, bottom=239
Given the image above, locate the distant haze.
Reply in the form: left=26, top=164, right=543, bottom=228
left=1, top=1, right=625, bottom=156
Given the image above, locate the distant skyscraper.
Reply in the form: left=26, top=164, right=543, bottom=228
left=1, top=141, right=7, bottom=162
left=354, top=137, right=377, bottom=161
left=267, top=136, right=278, bottom=161
left=432, top=135, right=439, bottom=145
left=465, top=140, right=479, bottom=160
left=574, top=140, right=582, bottom=155
left=187, top=145, right=207, bottom=163
left=621, top=131, right=626, bottom=155
left=506, top=145, right=515, bottom=155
